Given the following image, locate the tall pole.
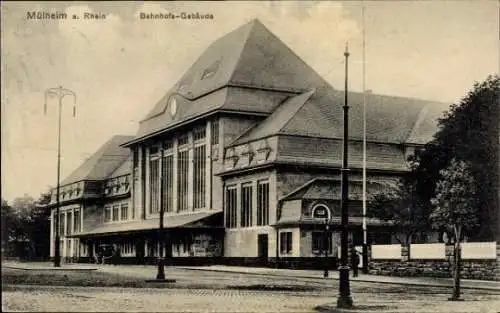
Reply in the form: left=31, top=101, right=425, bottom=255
left=156, top=148, right=166, bottom=280
left=361, top=2, right=369, bottom=274
left=337, top=43, right=353, bottom=309
left=45, top=86, right=77, bottom=268
left=324, top=218, right=329, bottom=278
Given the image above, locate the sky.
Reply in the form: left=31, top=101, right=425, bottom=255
left=1, top=1, right=498, bottom=202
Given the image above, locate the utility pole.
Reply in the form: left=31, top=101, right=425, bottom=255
left=324, top=218, right=329, bottom=278
left=361, top=1, right=369, bottom=275
left=337, top=43, right=353, bottom=309
left=44, top=86, right=77, bottom=268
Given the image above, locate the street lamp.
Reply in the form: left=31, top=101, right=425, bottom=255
left=336, top=43, right=353, bottom=309
left=44, top=86, right=77, bottom=268
left=147, top=144, right=175, bottom=283
left=324, top=217, right=330, bottom=278
left=156, top=147, right=166, bottom=280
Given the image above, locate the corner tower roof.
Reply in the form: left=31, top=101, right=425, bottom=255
left=61, top=135, right=133, bottom=185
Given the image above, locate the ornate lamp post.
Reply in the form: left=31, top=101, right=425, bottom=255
left=312, top=205, right=331, bottom=278
left=324, top=217, right=330, bottom=278
left=336, top=43, right=353, bottom=309
left=147, top=144, right=175, bottom=283
left=156, top=147, right=166, bottom=280
left=44, top=86, right=77, bottom=268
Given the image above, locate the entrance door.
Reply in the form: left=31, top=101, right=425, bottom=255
left=257, top=234, right=268, bottom=266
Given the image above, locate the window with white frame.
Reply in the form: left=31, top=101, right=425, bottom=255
left=58, top=213, right=64, bottom=235
left=66, top=211, right=72, bottom=235
left=280, top=232, right=293, bottom=254
left=162, top=152, right=174, bottom=212
left=193, top=144, right=206, bottom=210
left=74, top=209, right=81, bottom=233
left=178, top=149, right=189, bottom=212
left=225, top=185, right=237, bottom=228
left=193, top=126, right=206, bottom=142
left=112, top=205, right=119, bottom=221
left=241, top=183, right=253, bottom=227
left=104, top=206, right=111, bottom=222
left=178, top=134, right=188, bottom=146
left=149, top=157, right=160, bottom=214
left=257, top=180, right=269, bottom=226
left=211, top=119, right=219, bottom=145
left=120, top=203, right=129, bottom=221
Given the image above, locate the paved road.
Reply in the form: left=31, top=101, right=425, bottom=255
left=3, top=285, right=500, bottom=313
left=3, top=264, right=500, bottom=312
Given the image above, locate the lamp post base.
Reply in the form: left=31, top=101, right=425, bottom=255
left=156, top=257, right=165, bottom=280
left=145, top=279, right=176, bottom=283
left=336, top=295, right=353, bottom=309
left=337, top=266, right=353, bottom=309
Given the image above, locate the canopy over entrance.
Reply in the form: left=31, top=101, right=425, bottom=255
left=68, top=211, right=223, bottom=238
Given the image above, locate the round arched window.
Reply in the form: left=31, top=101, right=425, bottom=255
left=311, top=204, right=331, bottom=220
left=169, top=97, right=177, bottom=117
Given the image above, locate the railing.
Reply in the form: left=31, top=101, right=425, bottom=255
left=410, top=243, right=446, bottom=259
left=461, top=242, right=497, bottom=259
left=371, top=244, right=401, bottom=260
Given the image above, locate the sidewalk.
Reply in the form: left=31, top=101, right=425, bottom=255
left=176, top=265, right=500, bottom=291
left=2, top=261, right=98, bottom=271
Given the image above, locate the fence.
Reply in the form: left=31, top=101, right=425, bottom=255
left=369, top=241, right=499, bottom=281
left=410, top=243, right=445, bottom=259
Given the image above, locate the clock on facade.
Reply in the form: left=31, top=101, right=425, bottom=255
left=169, top=97, right=177, bottom=116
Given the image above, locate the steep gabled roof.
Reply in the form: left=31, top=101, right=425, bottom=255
left=231, top=89, right=316, bottom=145
left=279, top=177, right=396, bottom=202
left=231, top=87, right=450, bottom=146
left=61, top=135, right=133, bottom=185
left=132, top=19, right=331, bottom=143
left=108, top=155, right=132, bottom=179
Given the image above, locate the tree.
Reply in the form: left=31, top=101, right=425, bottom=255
left=1, top=190, right=53, bottom=260
left=367, top=179, right=431, bottom=246
left=409, top=75, right=499, bottom=241
left=2, top=199, right=19, bottom=257
left=430, top=159, right=478, bottom=301
left=26, top=190, right=52, bottom=259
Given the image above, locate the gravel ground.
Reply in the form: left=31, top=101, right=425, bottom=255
left=3, top=285, right=500, bottom=313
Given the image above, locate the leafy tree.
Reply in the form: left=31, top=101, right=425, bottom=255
left=1, top=199, right=22, bottom=257
left=367, top=179, right=431, bottom=246
left=24, top=190, right=52, bottom=259
left=1, top=190, right=52, bottom=260
left=430, top=159, right=478, bottom=300
left=408, top=75, right=499, bottom=241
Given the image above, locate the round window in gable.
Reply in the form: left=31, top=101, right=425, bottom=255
left=169, top=96, right=177, bottom=117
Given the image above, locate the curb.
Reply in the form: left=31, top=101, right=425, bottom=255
left=176, top=267, right=500, bottom=292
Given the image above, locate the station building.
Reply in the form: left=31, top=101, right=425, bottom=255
left=48, top=19, right=449, bottom=267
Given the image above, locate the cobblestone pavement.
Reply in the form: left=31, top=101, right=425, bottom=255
left=3, top=285, right=500, bottom=313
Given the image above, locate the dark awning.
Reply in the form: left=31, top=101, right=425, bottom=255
left=68, top=211, right=223, bottom=238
